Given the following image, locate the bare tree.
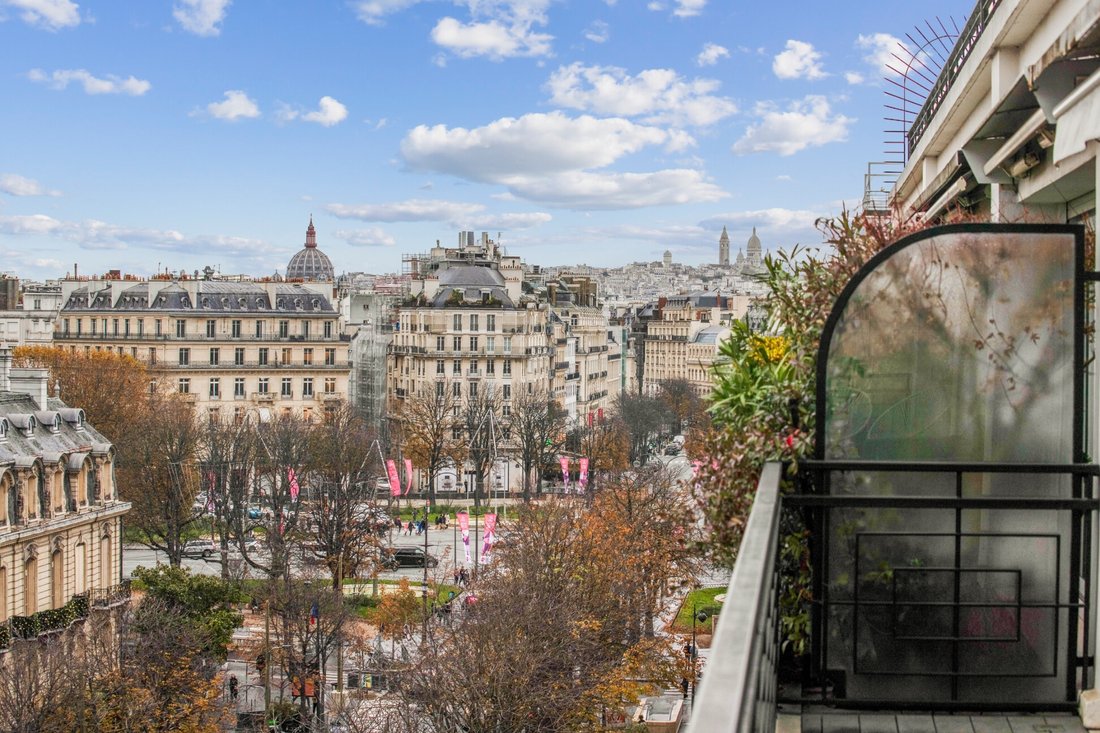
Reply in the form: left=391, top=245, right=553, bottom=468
left=200, top=413, right=257, bottom=579
left=395, top=382, right=465, bottom=506
left=461, top=382, right=503, bottom=509
left=507, top=386, right=567, bottom=501
left=127, top=394, right=205, bottom=567
left=305, top=401, right=385, bottom=589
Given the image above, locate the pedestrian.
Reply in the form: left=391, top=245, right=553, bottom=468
left=458, top=567, right=468, bottom=586
left=229, top=674, right=239, bottom=701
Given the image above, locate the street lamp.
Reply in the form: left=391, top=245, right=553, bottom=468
left=690, top=603, right=708, bottom=706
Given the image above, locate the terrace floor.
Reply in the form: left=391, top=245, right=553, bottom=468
left=793, top=709, right=1086, bottom=733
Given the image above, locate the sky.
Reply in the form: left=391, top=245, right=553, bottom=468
left=0, top=0, right=968, bottom=280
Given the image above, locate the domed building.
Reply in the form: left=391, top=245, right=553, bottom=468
left=286, top=217, right=335, bottom=281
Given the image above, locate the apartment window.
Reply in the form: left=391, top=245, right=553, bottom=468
left=503, top=384, right=511, bottom=400
left=231, top=320, right=241, bottom=337
left=303, top=378, right=314, bottom=397
left=206, top=319, right=216, bottom=338
left=209, top=348, right=220, bottom=366
left=325, top=348, right=336, bottom=366
left=452, top=336, right=461, bottom=351
left=149, top=348, right=156, bottom=365
left=470, top=314, right=479, bottom=332
left=324, top=378, right=336, bottom=394
left=503, top=359, right=512, bottom=376
left=234, top=378, right=245, bottom=397
left=487, top=314, right=495, bottom=332
left=469, top=336, right=479, bottom=351
left=76, top=319, right=82, bottom=336
left=63, top=318, right=70, bottom=335
left=303, top=407, right=312, bottom=423
left=436, top=382, right=444, bottom=397
left=176, top=319, right=186, bottom=338
left=436, top=360, right=445, bottom=375
left=303, top=348, right=313, bottom=366
left=209, top=378, right=220, bottom=398
left=453, top=314, right=462, bottom=331
left=32, top=299, right=40, bottom=310
left=302, top=321, right=310, bottom=338
left=112, top=318, right=119, bottom=336
left=234, top=347, right=245, bottom=366
left=502, top=405, right=511, bottom=417
left=503, top=336, right=512, bottom=353
left=130, top=347, right=137, bottom=357
left=124, top=319, right=130, bottom=336
left=137, top=319, right=144, bottom=336
left=258, top=348, right=269, bottom=366
left=281, top=347, right=292, bottom=364
left=278, top=320, right=289, bottom=338
left=234, top=407, right=245, bottom=424
left=486, top=337, right=495, bottom=353
left=470, top=360, right=478, bottom=374
left=469, top=382, right=478, bottom=399
left=452, top=382, right=461, bottom=397
left=324, top=321, right=333, bottom=338
left=487, top=359, right=495, bottom=374
left=255, top=320, right=264, bottom=338
left=258, top=377, right=269, bottom=394
left=453, top=360, right=461, bottom=375
left=281, top=377, right=292, bottom=397
left=178, top=348, right=190, bottom=366
left=436, top=336, right=445, bottom=351
left=155, top=319, right=162, bottom=337
left=178, top=378, right=190, bottom=394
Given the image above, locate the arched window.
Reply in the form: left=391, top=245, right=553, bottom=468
left=50, top=548, right=63, bottom=609
left=74, top=543, right=86, bottom=595
left=99, top=535, right=112, bottom=589
left=24, top=556, right=37, bottom=615
left=0, top=473, right=10, bottom=527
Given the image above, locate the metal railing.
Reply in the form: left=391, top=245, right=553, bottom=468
left=687, top=462, right=782, bottom=733
left=908, top=0, right=1001, bottom=156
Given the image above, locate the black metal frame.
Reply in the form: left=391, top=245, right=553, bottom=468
left=796, top=224, right=1095, bottom=709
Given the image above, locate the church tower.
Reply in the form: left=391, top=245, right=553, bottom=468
left=718, top=226, right=730, bottom=266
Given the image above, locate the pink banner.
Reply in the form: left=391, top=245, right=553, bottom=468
left=403, top=459, right=414, bottom=495
left=481, top=513, right=497, bottom=563
left=288, top=467, right=300, bottom=501
left=457, top=511, right=470, bottom=563
left=578, top=457, right=588, bottom=487
left=385, top=459, right=401, bottom=497
left=559, top=456, right=570, bottom=486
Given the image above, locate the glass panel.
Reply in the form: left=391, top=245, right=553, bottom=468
left=825, top=231, right=1075, bottom=463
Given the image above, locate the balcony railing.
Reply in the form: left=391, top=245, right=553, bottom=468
left=907, top=0, right=1001, bottom=156
left=687, top=462, right=782, bottom=733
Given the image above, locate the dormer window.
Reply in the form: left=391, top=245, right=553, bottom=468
left=0, top=419, right=8, bottom=442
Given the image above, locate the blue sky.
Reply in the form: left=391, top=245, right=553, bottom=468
left=0, top=0, right=967, bottom=280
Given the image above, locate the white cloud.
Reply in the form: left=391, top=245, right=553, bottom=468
left=279, top=96, right=349, bottom=127
left=0, top=173, right=60, bottom=197
left=28, top=68, right=151, bottom=96
left=3, top=0, right=80, bottom=30
left=326, top=199, right=551, bottom=230
left=695, top=43, right=729, bottom=67
left=327, top=199, right=484, bottom=223
left=584, top=19, right=608, bottom=43
left=857, top=32, right=906, bottom=77
left=203, top=90, right=260, bottom=121
left=0, top=214, right=276, bottom=256
left=173, top=0, right=231, bottom=37
left=335, top=227, right=397, bottom=247
left=351, top=0, right=422, bottom=25
left=546, top=64, right=735, bottom=127
left=431, top=16, right=551, bottom=59
left=702, top=207, right=822, bottom=231
left=844, top=71, right=865, bottom=85
left=673, top=0, right=705, bottom=17
left=733, top=96, right=853, bottom=156
left=401, top=111, right=723, bottom=208
left=773, top=40, right=827, bottom=80
left=775, top=174, right=792, bottom=181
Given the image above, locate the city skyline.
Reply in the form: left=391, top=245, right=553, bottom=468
left=0, top=0, right=964, bottom=279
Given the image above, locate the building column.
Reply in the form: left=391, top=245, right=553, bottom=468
left=1084, top=152, right=1100, bottom=721
left=989, top=183, right=1024, bottom=223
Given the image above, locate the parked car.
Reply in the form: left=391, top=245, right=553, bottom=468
left=380, top=547, right=439, bottom=569
left=183, top=539, right=216, bottom=558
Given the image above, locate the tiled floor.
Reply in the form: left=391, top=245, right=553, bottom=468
left=797, top=712, right=1086, bottom=733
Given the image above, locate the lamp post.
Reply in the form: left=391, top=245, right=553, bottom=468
left=690, top=603, right=708, bottom=707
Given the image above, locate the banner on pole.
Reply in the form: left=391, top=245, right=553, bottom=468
left=578, top=457, right=589, bottom=488
left=288, top=467, right=300, bottom=501
left=457, top=511, right=470, bottom=563
left=403, top=458, right=414, bottom=495
left=481, top=513, right=497, bottom=563
left=385, top=459, right=401, bottom=497
left=559, top=456, right=570, bottom=487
